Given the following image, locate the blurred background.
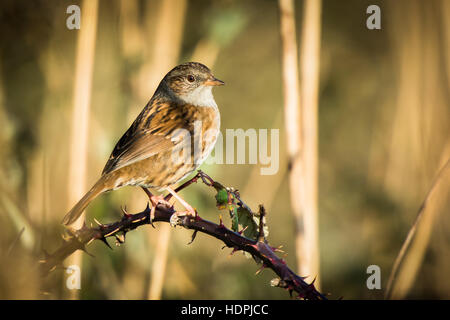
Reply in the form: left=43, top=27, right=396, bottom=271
left=0, top=0, right=449, bottom=299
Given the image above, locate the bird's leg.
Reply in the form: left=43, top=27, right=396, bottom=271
left=141, top=187, right=173, bottom=227
left=165, top=186, right=196, bottom=227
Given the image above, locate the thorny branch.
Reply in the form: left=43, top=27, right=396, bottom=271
left=40, top=171, right=327, bottom=300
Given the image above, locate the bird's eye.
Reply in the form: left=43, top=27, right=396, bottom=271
left=187, top=75, right=195, bottom=82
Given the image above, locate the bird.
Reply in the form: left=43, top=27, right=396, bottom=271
left=62, top=62, right=224, bottom=226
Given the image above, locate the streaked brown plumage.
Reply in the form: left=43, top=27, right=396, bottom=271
left=62, top=62, right=224, bottom=226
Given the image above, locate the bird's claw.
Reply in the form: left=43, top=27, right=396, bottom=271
left=148, top=195, right=173, bottom=228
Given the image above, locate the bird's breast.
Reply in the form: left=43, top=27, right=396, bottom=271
left=189, top=104, right=220, bottom=165
left=199, top=110, right=220, bottom=165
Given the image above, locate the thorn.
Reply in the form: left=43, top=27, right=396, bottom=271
left=81, top=246, right=95, bottom=257
left=93, top=218, right=105, bottom=228
left=257, top=205, right=266, bottom=243
left=238, top=226, right=248, bottom=235
left=149, top=202, right=156, bottom=229
left=272, top=245, right=284, bottom=253
left=309, top=276, right=317, bottom=286
left=99, top=236, right=112, bottom=250
left=218, top=215, right=225, bottom=228
left=121, top=205, right=131, bottom=218
left=295, top=274, right=309, bottom=283
left=193, top=207, right=201, bottom=220
left=229, top=247, right=239, bottom=256
left=255, top=264, right=266, bottom=275
left=192, top=208, right=198, bottom=220
left=144, top=202, right=156, bottom=228
left=187, top=230, right=198, bottom=245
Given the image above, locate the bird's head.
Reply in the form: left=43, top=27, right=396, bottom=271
left=161, top=62, right=224, bottom=107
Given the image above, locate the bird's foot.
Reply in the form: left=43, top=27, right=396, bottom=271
left=165, top=186, right=197, bottom=216
left=165, top=186, right=197, bottom=227
left=143, top=186, right=197, bottom=227
left=149, top=195, right=173, bottom=228
left=142, top=187, right=173, bottom=227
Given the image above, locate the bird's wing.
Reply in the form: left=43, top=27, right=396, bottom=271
left=102, top=99, right=192, bottom=175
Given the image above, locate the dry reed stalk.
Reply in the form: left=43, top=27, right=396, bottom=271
left=278, top=0, right=322, bottom=286
left=443, top=0, right=450, bottom=80
left=65, top=0, right=99, bottom=299
left=298, top=0, right=322, bottom=286
left=385, top=156, right=450, bottom=299
left=278, top=0, right=302, bottom=277
left=384, top=1, right=423, bottom=202
left=117, top=0, right=149, bottom=298
left=384, top=0, right=450, bottom=298
left=119, top=0, right=142, bottom=60
left=146, top=0, right=187, bottom=300
left=148, top=222, right=172, bottom=299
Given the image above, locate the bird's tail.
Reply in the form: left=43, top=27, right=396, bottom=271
left=61, top=178, right=107, bottom=226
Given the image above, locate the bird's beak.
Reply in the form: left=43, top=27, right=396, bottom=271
left=204, top=76, right=225, bottom=86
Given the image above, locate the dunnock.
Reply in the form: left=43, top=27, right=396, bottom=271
left=62, top=62, right=224, bottom=226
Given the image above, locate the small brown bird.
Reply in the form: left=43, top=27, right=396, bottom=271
left=62, top=62, right=224, bottom=226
